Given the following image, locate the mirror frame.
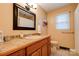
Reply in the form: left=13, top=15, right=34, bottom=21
left=13, top=3, right=36, bottom=30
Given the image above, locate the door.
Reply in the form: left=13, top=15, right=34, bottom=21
left=75, top=4, right=79, bottom=50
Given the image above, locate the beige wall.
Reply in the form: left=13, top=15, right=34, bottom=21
left=47, top=4, right=77, bottom=48
left=0, top=3, right=47, bottom=36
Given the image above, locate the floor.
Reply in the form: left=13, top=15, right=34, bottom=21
left=51, top=47, right=79, bottom=56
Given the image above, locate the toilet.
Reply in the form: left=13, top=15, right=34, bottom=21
left=51, top=41, right=59, bottom=49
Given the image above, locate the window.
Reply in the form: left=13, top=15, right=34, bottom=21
left=56, top=12, right=70, bottom=30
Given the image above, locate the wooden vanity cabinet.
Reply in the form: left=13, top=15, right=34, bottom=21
left=26, top=39, right=44, bottom=56
left=8, top=37, right=51, bottom=56
left=41, top=37, right=51, bottom=56
left=26, top=37, right=51, bottom=56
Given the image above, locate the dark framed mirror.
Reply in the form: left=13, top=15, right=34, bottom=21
left=13, top=3, right=36, bottom=30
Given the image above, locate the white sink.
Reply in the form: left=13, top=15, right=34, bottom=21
left=24, top=35, right=42, bottom=39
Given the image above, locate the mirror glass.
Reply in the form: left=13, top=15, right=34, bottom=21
left=18, top=8, right=34, bottom=28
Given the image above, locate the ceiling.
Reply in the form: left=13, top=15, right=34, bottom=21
left=38, top=3, right=70, bottom=12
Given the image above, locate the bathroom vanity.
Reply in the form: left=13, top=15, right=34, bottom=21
left=0, top=34, right=51, bottom=56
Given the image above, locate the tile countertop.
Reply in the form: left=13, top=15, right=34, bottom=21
left=0, top=34, right=50, bottom=56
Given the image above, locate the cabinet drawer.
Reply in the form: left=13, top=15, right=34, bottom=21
left=26, top=39, right=47, bottom=55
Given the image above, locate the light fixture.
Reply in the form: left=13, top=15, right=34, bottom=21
left=25, top=3, right=37, bottom=11
left=28, top=3, right=37, bottom=9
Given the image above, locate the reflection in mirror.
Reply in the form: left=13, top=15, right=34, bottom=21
left=18, top=8, right=34, bottom=28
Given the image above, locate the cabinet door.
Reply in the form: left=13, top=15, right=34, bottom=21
left=47, top=43, right=51, bottom=56
left=26, top=39, right=47, bottom=55
left=31, top=49, right=41, bottom=56
left=8, top=49, right=25, bottom=56
left=47, top=37, right=51, bottom=56
left=41, top=44, right=48, bottom=56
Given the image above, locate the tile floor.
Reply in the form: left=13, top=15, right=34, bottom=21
left=51, top=47, right=79, bottom=56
